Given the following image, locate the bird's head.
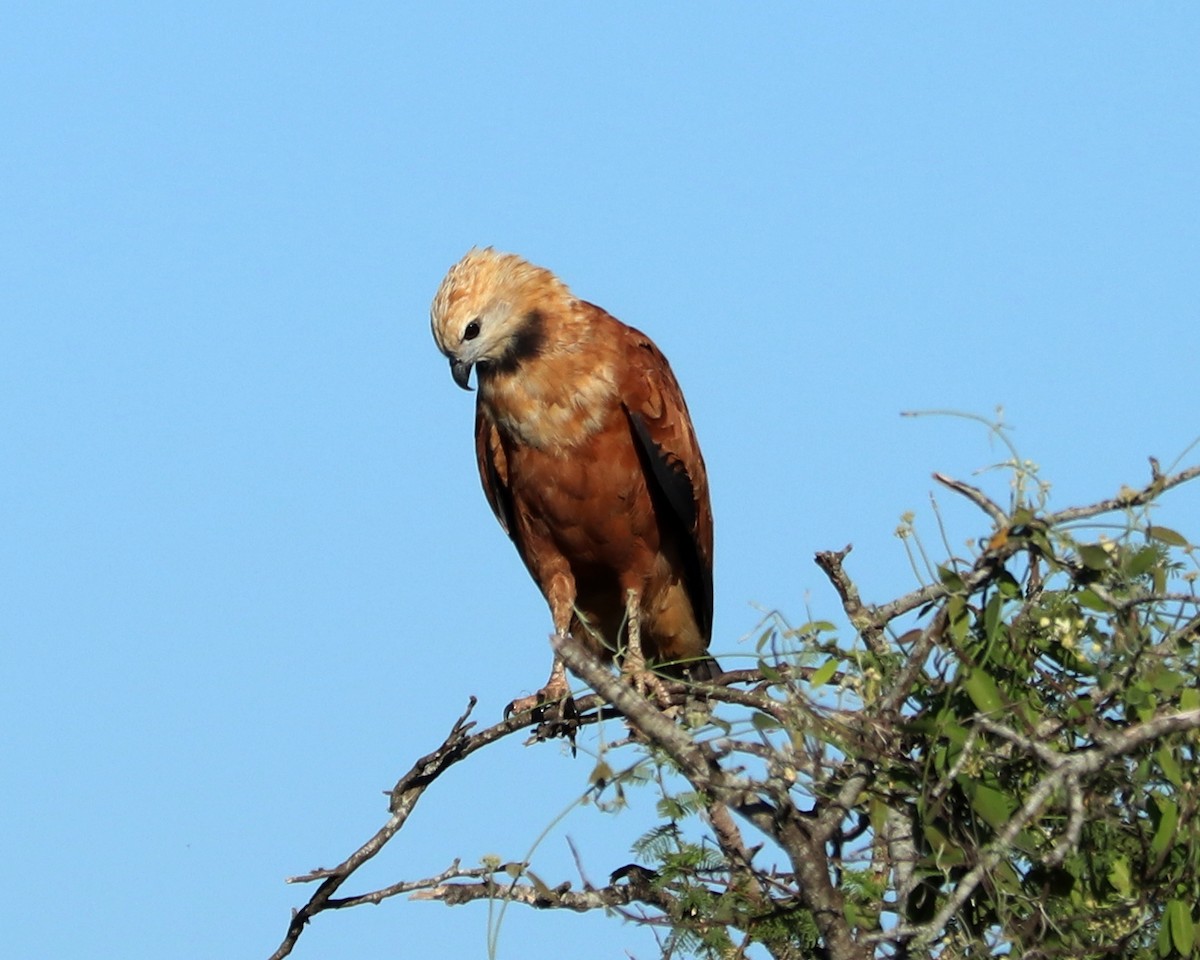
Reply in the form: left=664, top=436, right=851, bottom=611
left=430, top=248, right=566, bottom=391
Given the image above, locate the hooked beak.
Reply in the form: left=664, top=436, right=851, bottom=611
left=450, top=357, right=474, bottom=391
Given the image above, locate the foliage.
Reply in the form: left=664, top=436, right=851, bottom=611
left=271, top=423, right=1200, bottom=960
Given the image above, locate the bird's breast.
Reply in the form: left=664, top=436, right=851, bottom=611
left=480, top=352, right=619, bottom=452
left=503, top=416, right=660, bottom=568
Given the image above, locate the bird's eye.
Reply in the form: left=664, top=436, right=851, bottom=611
left=463, top=318, right=481, bottom=341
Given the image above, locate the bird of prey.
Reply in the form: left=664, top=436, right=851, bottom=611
left=430, top=248, right=716, bottom=720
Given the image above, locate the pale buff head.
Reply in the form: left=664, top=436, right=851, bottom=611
left=430, top=248, right=570, bottom=390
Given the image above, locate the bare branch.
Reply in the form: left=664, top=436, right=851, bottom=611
left=933, top=472, right=1007, bottom=526
left=553, top=632, right=871, bottom=960
left=814, top=545, right=893, bottom=659
left=323, top=859, right=473, bottom=909
left=410, top=872, right=676, bottom=914
left=882, top=806, right=918, bottom=919
left=270, top=697, right=592, bottom=960
left=975, top=716, right=1062, bottom=766
left=1048, top=463, right=1200, bottom=526
left=1046, top=772, right=1084, bottom=868
left=705, top=798, right=768, bottom=907
left=552, top=634, right=758, bottom=807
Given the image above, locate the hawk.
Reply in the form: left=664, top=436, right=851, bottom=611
left=430, top=249, right=717, bottom=719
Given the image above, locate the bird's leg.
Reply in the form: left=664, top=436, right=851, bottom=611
left=504, top=646, right=580, bottom=750
left=619, top=588, right=671, bottom=706
left=504, top=577, right=580, bottom=748
left=505, top=653, right=571, bottom=717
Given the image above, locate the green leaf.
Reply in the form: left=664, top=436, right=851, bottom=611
left=1077, top=588, right=1111, bottom=612
left=964, top=667, right=1004, bottom=715
left=1153, top=668, right=1186, bottom=695
left=1125, top=682, right=1153, bottom=709
left=1158, top=746, right=1185, bottom=789
left=1078, top=543, right=1112, bottom=570
left=1181, top=688, right=1200, bottom=712
left=947, top=595, right=969, bottom=643
left=793, top=620, right=837, bottom=635
left=992, top=860, right=1021, bottom=895
left=1154, top=563, right=1167, bottom=594
left=983, top=593, right=1004, bottom=643
left=1151, top=796, right=1180, bottom=859
left=751, top=710, right=782, bottom=732
left=922, top=823, right=966, bottom=868
left=939, top=565, right=966, bottom=592
left=810, top=657, right=839, bottom=689
left=1149, top=525, right=1189, bottom=547
left=1011, top=828, right=1043, bottom=857
left=1169, top=899, right=1195, bottom=956
left=1108, top=856, right=1132, bottom=898
left=939, top=718, right=969, bottom=749
left=1161, top=913, right=1175, bottom=958
left=962, top=779, right=1014, bottom=830
left=525, top=870, right=554, bottom=899
left=996, top=569, right=1021, bottom=597
left=1127, top=545, right=1159, bottom=578
left=869, top=798, right=890, bottom=836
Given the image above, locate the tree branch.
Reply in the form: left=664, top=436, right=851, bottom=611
left=553, top=632, right=870, bottom=960
left=270, top=697, right=600, bottom=959
left=409, top=869, right=677, bottom=915
left=1048, top=463, right=1200, bottom=526
left=885, top=707, right=1200, bottom=948
left=933, top=472, right=1007, bottom=526
left=268, top=459, right=1199, bottom=960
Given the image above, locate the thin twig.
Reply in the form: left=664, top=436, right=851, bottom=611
left=933, top=472, right=1007, bottom=526
left=813, top=546, right=890, bottom=658
left=271, top=698, right=563, bottom=959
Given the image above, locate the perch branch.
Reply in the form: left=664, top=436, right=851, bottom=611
left=553, top=633, right=870, bottom=960
left=270, top=696, right=603, bottom=959
left=409, top=868, right=677, bottom=914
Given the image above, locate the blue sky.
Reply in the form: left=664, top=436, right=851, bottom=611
left=3, top=5, right=1198, bottom=958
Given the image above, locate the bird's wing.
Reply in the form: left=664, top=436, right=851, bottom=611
left=619, top=324, right=714, bottom=643
left=475, top=402, right=516, bottom=538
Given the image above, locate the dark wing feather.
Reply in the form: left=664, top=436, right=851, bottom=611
left=621, top=329, right=714, bottom=644
left=475, top=402, right=516, bottom=538
left=628, top=412, right=697, bottom=534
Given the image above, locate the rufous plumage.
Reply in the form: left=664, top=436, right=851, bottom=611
left=431, top=248, right=716, bottom=720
